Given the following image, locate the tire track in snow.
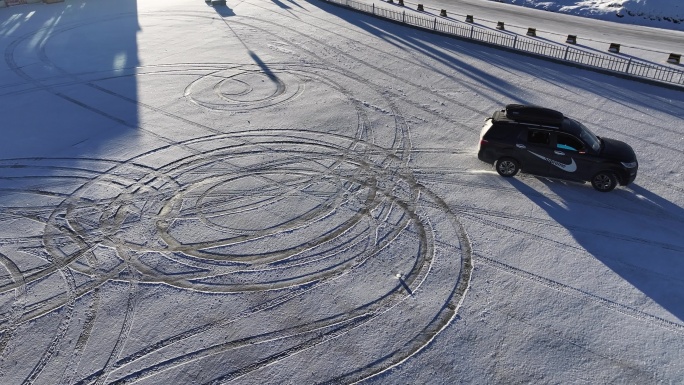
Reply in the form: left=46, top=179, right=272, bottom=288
left=475, top=252, right=684, bottom=334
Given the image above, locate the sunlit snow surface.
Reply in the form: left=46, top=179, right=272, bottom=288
left=0, top=0, right=683, bottom=384
left=503, top=0, right=684, bottom=29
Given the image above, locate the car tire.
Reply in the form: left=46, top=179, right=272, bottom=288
left=591, top=171, right=617, bottom=192
left=496, top=157, right=520, bottom=177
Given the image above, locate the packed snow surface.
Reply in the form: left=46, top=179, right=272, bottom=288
left=0, top=0, right=683, bottom=384
left=498, top=0, right=684, bottom=28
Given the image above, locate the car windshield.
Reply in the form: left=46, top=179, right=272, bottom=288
left=571, top=119, right=601, bottom=152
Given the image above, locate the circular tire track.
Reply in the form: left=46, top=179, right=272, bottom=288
left=0, top=129, right=472, bottom=384
left=3, top=2, right=680, bottom=384
left=1, top=10, right=471, bottom=383
left=184, top=66, right=303, bottom=111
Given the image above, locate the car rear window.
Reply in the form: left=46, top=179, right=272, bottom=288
left=484, top=124, right=512, bottom=140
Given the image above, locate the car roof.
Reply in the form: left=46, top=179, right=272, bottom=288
left=491, top=105, right=583, bottom=137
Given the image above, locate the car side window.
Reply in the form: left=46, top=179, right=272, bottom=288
left=556, top=133, right=584, bottom=152
left=527, top=129, right=550, bottom=146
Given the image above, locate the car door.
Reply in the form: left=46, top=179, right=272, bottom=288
left=546, top=132, right=594, bottom=181
left=515, top=127, right=555, bottom=177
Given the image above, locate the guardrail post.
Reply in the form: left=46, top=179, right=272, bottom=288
left=403, top=10, right=405, bottom=22
left=470, top=24, right=474, bottom=38
left=433, top=17, right=437, bottom=30
left=513, top=35, right=517, bottom=48
left=625, top=57, right=632, bottom=73
left=564, top=45, right=569, bottom=60
left=668, top=53, right=681, bottom=64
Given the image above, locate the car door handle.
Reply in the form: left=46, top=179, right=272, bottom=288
left=554, top=150, right=565, bottom=155
left=516, top=144, right=526, bottom=149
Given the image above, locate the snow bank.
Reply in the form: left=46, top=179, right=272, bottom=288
left=500, top=0, right=684, bottom=28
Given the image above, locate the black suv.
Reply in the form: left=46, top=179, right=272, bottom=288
left=478, top=104, right=638, bottom=192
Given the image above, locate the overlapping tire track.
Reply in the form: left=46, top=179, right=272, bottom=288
left=0, top=8, right=472, bottom=384
left=3, top=2, right=681, bottom=383
left=0, top=132, right=471, bottom=384
left=475, top=252, right=684, bottom=334
left=235, top=0, right=684, bottom=158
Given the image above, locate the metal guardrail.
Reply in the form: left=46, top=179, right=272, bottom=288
left=323, top=0, right=684, bottom=87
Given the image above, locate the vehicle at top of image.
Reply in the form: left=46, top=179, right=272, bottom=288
left=477, top=104, right=638, bottom=192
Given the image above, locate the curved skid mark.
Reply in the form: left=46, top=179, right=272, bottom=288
left=476, top=253, right=684, bottom=334
left=22, top=264, right=78, bottom=384
left=93, top=262, right=139, bottom=385
left=227, top=9, right=684, bottom=152
left=0, top=9, right=479, bottom=385
left=1, top=126, right=468, bottom=382
left=59, top=288, right=101, bottom=385
left=0, top=252, right=27, bottom=363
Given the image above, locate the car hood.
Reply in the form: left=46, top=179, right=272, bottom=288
left=600, top=137, right=636, bottom=162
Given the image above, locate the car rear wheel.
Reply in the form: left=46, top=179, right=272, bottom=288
left=496, top=157, right=520, bottom=177
left=591, top=171, right=617, bottom=192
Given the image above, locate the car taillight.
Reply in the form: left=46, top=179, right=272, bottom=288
left=480, top=139, right=488, bottom=146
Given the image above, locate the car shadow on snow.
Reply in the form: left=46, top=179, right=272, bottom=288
left=506, top=176, right=684, bottom=325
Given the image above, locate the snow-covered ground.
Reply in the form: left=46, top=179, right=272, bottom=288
left=500, top=0, right=684, bottom=29
left=0, top=0, right=683, bottom=384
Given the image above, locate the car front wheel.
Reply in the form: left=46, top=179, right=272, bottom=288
left=496, top=157, right=520, bottom=177
left=591, top=171, right=617, bottom=192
